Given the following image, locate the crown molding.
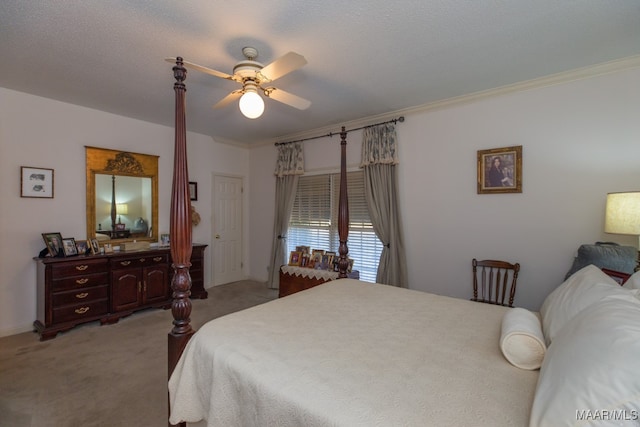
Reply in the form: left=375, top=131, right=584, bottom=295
left=249, top=55, right=640, bottom=148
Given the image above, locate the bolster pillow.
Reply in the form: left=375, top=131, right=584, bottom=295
left=500, top=307, right=546, bottom=370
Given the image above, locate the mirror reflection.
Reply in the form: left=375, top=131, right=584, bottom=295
left=95, top=174, right=152, bottom=239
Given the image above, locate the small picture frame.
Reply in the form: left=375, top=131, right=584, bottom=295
left=160, top=234, right=170, bottom=246
left=90, top=238, right=100, bottom=255
left=477, top=145, right=522, bottom=194
left=115, top=223, right=126, bottom=231
left=76, top=239, right=90, bottom=256
left=42, top=232, right=64, bottom=257
left=288, top=251, right=302, bottom=266
left=189, top=182, right=198, bottom=201
left=311, top=251, right=323, bottom=267
left=295, top=245, right=311, bottom=254
left=320, top=254, right=334, bottom=270
left=103, top=243, right=113, bottom=253
left=62, top=238, right=78, bottom=256
left=21, top=166, right=54, bottom=198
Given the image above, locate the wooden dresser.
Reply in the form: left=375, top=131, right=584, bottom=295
left=34, top=244, right=207, bottom=340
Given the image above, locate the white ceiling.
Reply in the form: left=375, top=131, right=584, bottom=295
left=1, top=1, right=639, bottom=146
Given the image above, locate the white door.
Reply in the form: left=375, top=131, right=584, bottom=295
left=212, top=175, right=244, bottom=285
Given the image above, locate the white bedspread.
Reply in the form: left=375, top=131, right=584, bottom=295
left=169, top=279, right=538, bottom=426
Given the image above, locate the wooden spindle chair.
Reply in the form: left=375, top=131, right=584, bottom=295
left=472, top=259, right=520, bottom=307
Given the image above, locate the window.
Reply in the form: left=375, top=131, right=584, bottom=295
left=287, top=171, right=382, bottom=282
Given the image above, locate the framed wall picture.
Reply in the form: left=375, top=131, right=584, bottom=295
left=477, top=145, right=522, bottom=194
left=21, top=166, right=54, bottom=198
left=189, top=181, right=198, bottom=201
left=42, top=232, right=64, bottom=257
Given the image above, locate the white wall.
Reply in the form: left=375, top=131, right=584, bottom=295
left=249, top=66, right=640, bottom=311
left=0, top=88, right=250, bottom=337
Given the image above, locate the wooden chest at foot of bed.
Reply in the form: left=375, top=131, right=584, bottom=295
left=279, top=265, right=359, bottom=298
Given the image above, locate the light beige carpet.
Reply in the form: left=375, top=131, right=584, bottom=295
left=0, top=280, right=277, bottom=427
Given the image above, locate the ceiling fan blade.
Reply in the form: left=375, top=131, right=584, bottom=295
left=164, top=57, right=238, bottom=81
left=259, top=52, right=307, bottom=83
left=213, top=90, right=242, bottom=109
left=264, top=87, right=311, bottom=110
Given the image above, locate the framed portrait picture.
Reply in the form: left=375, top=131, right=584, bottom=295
left=62, top=238, right=78, bottom=256
left=477, top=145, right=522, bottom=194
left=90, top=238, right=101, bottom=254
left=42, top=232, right=64, bottom=257
left=288, top=251, right=302, bottom=266
left=189, top=181, right=198, bottom=201
left=21, top=166, right=54, bottom=198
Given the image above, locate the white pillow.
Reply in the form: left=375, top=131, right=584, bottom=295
left=539, top=264, right=636, bottom=345
left=530, top=296, right=640, bottom=427
left=499, top=308, right=545, bottom=370
left=623, top=270, right=640, bottom=290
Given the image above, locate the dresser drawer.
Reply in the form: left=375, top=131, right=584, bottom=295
left=52, top=272, right=109, bottom=292
left=52, top=299, right=108, bottom=324
left=190, top=257, right=202, bottom=270
left=52, top=285, right=109, bottom=307
left=51, top=259, right=108, bottom=279
left=112, top=254, right=168, bottom=269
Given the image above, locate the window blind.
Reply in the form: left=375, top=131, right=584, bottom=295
left=288, top=171, right=382, bottom=282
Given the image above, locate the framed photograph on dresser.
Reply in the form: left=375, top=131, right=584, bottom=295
left=62, top=238, right=78, bottom=256
left=42, top=232, right=64, bottom=257
left=90, top=238, right=100, bottom=254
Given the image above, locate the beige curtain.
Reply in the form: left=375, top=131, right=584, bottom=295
left=267, top=143, right=304, bottom=289
left=361, top=124, right=408, bottom=287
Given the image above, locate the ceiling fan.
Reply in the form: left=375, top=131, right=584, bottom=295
left=166, top=47, right=310, bottom=119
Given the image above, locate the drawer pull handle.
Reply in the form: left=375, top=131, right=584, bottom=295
left=76, top=292, right=89, bottom=299
left=75, top=307, right=90, bottom=314
left=120, top=261, right=131, bottom=266
left=139, top=258, right=146, bottom=263
left=75, top=265, right=89, bottom=271
left=75, top=278, right=89, bottom=285
left=153, top=257, right=163, bottom=262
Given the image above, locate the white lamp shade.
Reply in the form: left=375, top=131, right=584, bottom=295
left=604, top=192, right=640, bottom=235
left=239, top=90, right=264, bottom=119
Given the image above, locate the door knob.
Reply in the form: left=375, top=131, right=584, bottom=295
left=215, top=234, right=220, bottom=239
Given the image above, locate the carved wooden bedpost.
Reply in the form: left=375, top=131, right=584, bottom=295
left=168, top=57, right=193, bottom=427
left=337, top=126, right=349, bottom=278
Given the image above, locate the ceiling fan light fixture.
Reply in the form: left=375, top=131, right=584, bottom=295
left=239, top=88, right=264, bottom=119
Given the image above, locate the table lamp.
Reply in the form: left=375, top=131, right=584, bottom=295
left=116, top=203, right=128, bottom=224
left=605, top=192, right=640, bottom=262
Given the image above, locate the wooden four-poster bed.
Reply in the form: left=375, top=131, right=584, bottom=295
left=165, top=57, right=538, bottom=427
left=165, top=58, right=638, bottom=427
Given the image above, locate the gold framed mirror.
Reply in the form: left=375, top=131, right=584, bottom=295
left=86, top=146, right=159, bottom=244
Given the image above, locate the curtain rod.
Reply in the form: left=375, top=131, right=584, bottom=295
left=274, top=116, right=405, bottom=146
